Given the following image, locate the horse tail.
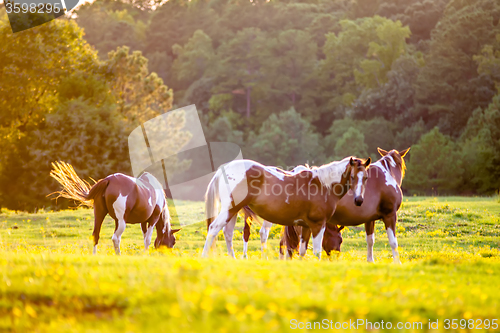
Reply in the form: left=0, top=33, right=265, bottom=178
left=205, top=169, right=221, bottom=231
left=49, top=161, right=106, bottom=207
left=86, top=179, right=110, bottom=201
left=242, top=206, right=259, bottom=227
left=284, top=226, right=300, bottom=250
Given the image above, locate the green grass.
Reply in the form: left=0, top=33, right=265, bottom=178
left=0, top=197, right=499, bottom=332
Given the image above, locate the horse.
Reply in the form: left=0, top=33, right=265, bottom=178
left=50, top=162, right=179, bottom=255
left=278, top=223, right=344, bottom=259
left=202, top=156, right=371, bottom=259
left=265, top=148, right=410, bottom=263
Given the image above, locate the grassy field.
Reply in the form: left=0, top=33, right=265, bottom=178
left=0, top=197, right=499, bottom=332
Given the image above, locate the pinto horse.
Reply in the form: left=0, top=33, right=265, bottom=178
left=261, top=148, right=410, bottom=263
left=50, top=162, right=179, bottom=255
left=278, top=223, right=344, bottom=259
left=203, top=157, right=371, bottom=259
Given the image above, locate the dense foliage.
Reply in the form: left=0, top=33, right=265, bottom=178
left=1, top=0, right=500, bottom=209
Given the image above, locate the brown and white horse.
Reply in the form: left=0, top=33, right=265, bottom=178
left=278, top=223, right=344, bottom=259
left=50, top=162, right=179, bottom=255
left=203, top=157, right=371, bottom=259
left=264, top=148, right=409, bottom=263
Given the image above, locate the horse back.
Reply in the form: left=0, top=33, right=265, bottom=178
left=104, top=173, right=157, bottom=223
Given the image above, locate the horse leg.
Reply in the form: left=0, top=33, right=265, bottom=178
left=309, top=222, right=326, bottom=259
left=92, top=196, right=107, bottom=255
left=259, top=220, right=272, bottom=259
left=111, top=218, right=126, bottom=255
left=243, top=218, right=250, bottom=259
left=111, top=195, right=128, bottom=255
left=202, top=209, right=234, bottom=257
left=383, top=213, right=401, bottom=264
left=299, top=227, right=311, bottom=257
left=365, top=221, right=376, bottom=263
left=223, top=215, right=237, bottom=259
left=142, top=220, right=156, bottom=251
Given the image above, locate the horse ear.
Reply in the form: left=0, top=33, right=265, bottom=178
left=170, top=228, right=181, bottom=234
left=399, top=147, right=410, bottom=158
left=377, top=147, right=388, bottom=156
left=364, top=157, right=371, bottom=167
left=349, top=157, right=354, bottom=166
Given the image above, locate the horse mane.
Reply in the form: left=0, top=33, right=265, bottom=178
left=385, top=151, right=406, bottom=180
left=394, top=151, right=407, bottom=180
left=311, top=157, right=351, bottom=190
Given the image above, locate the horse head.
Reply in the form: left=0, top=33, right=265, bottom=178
left=377, top=147, right=410, bottom=185
left=348, top=157, right=371, bottom=206
left=154, top=209, right=181, bottom=248
left=323, top=224, right=344, bottom=255
left=155, top=227, right=181, bottom=248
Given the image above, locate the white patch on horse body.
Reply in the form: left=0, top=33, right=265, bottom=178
left=113, top=173, right=136, bottom=183
left=299, top=237, right=307, bottom=256
left=265, top=166, right=285, bottom=181
left=386, top=155, right=397, bottom=167
left=366, top=233, right=375, bottom=263
left=313, top=158, right=350, bottom=189
left=243, top=240, right=248, bottom=258
left=112, top=194, right=128, bottom=255
left=144, top=226, right=154, bottom=250
left=354, top=171, right=364, bottom=197
left=312, top=225, right=326, bottom=258
left=372, top=161, right=399, bottom=193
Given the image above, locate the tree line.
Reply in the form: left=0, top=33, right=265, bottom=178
left=0, top=0, right=499, bottom=210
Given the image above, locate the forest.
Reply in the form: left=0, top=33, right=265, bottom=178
left=1, top=0, right=500, bottom=210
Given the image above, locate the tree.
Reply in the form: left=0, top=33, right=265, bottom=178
left=354, top=54, right=422, bottom=126
left=0, top=16, right=181, bottom=210
left=413, top=0, right=500, bottom=136
left=333, top=127, right=369, bottom=160
left=210, top=28, right=270, bottom=120
left=405, top=128, right=464, bottom=194
left=248, top=108, right=325, bottom=168
left=104, top=46, right=173, bottom=126
left=172, top=29, right=215, bottom=88
left=460, top=95, right=500, bottom=193
left=316, top=16, right=410, bottom=130
left=324, top=117, right=396, bottom=160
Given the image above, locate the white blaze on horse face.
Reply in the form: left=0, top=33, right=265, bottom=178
left=372, top=161, right=399, bottom=193
left=148, top=197, right=152, bottom=207
left=354, top=171, right=364, bottom=198
left=366, top=233, right=375, bottom=263
left=112, top=194, right=128, bottom=255
left=312, top=225, right=326, bottom=259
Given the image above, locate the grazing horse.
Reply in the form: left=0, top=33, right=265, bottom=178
left=50, top=162, right=179, bottom=255
left=259, top=148, right=410, bottom=263
left=203, top=157, right=371, bottom=259
left=278, top=223, right=344, bottom=259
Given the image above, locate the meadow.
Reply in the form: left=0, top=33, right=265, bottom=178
left=0, top=197, right=499, bottom=332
